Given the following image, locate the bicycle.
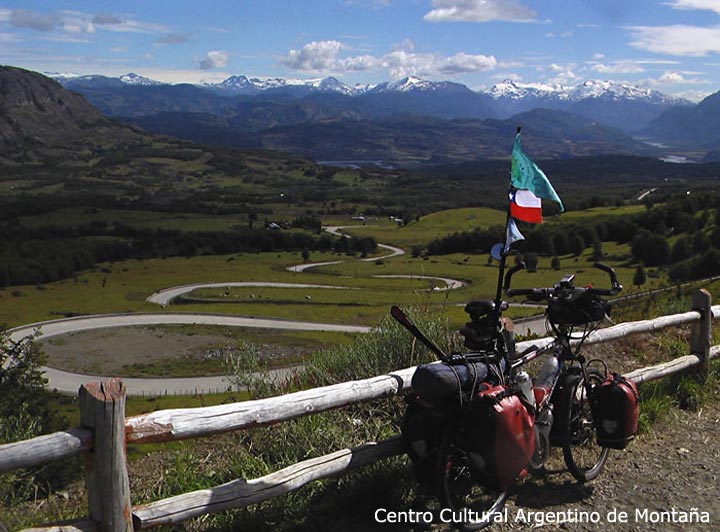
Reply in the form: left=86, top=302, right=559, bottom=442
left=394, top=262, right=623, bottom=530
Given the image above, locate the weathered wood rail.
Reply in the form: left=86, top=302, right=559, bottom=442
left=3, top=290, right=718, bottom=531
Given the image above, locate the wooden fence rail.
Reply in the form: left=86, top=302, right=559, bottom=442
left=2, top=290, right=717, bottom=531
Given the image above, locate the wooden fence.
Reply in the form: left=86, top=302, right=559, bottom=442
left=3, top=290, right=718, bottom=531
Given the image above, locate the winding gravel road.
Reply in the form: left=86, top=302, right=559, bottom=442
left=13, top=224, right=532, bottom=396
left=9, top=313, right=369, bottom=395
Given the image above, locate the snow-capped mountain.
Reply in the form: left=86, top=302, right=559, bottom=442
left=568, top=80, right=679, bottom=103
left=369, top=76, right=471, bottom=94
left=48, top=72, right=163, bottom=88
left=118, top=73, right=162, bottom=86
left=488, top=79, right=682, bottom=104
left=213, top=74, right=256, bottom=92
left=208, top=75, right=355, bottom=95
left=44, top=70, right=693, bottom=133
left=488, top=80, right=569, bottom=100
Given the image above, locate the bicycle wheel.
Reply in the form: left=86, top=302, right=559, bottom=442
left=436, top=425, right=508, bottom=531
left=562, top=368, right=609, bottom=482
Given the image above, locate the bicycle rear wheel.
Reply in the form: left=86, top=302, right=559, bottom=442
left=562, top=368, right=609, bottom=482
left=436, top=425, right=508, bottom=531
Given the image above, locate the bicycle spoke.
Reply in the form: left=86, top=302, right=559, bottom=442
left=563, top=370, right=609, bottom=482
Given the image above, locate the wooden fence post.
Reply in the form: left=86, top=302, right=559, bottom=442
left=79, top=379, right=133, bottom=532
left=690, top=289, right=711, bottom=382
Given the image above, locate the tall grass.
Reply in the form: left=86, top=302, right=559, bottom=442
left=155, top=306, right=460, bottom=530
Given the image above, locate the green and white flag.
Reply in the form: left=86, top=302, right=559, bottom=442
left=510, top=132, right=564, bottom=212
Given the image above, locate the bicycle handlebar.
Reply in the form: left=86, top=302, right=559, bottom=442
left=504, top=262, right=622, bottom=301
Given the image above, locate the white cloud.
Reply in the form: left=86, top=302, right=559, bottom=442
left=282, top=40, right=344, bottom=71
left=628, top=25, right=720, bottom=56
left=439, top=52, right=497, bottom=74
left=664, top=0, right=720, bottom=14
left=198, top=50, right=228, bottom=70
left=3, top=8, right=167, bottom=36
left=281, top=40, right=497, bottom=78
left=59, top=12, right=95, bottom=34
left=659, top=71, right=686, bottom=83
left=540, top=63, right=579, bottom=84
left=423, top=0, right=536, bottom=23
left=657, top=70, right=707, bottom=84
left=590, top=61, right=645, bottom=74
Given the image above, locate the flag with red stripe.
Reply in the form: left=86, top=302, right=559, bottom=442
left=509, top=189, right=543, bottom=224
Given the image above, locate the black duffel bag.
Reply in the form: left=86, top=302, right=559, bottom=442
left=412, top=359, right=488, bottom=401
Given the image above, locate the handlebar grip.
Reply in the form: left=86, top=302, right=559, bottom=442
left=507, top=288, right=548, bottom=301
left=587, top=288, right=614, bottom=296
left=593, top=262, right=622, bottom=293
left=503, top=262, right=526, bottom=291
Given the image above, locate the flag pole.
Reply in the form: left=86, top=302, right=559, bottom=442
left=493, top=126, right=521, bottom=311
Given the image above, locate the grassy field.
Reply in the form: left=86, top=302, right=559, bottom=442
left=1, top=203, right=660, bottom=330
left=330, top=207, right=506, bottom=247
left=0, top=203, right=672, bottom=381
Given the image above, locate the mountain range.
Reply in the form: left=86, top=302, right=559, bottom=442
left=0, top=66, right=713, bottom=165
left=52, top=72, right=688, bottom=131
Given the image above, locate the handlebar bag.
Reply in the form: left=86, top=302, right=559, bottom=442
left=463, top=384, right=535, bottom=492
left=590, top=373, right=639, bottom=450
left=411, top=360, right=488, bottom=402
left=547, top=292, right=609, bottom=325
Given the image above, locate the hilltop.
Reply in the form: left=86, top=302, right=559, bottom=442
left=0, top=66, right=144, bottom=163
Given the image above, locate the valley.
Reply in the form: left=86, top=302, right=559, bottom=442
left=2, top=64, right=720, bottom=531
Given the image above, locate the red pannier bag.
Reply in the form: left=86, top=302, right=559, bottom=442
left=463, top=384, right=535, bottom=492
left=591, top=373, right=639, bottom=450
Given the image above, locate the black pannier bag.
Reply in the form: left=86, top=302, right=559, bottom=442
left=591, top=373, right=639, bottom=450
left=401, top=395, right=452, bottom=493
left=462, top=384, right=535, bottom=492
left=411, top=360, right=488, bottom=401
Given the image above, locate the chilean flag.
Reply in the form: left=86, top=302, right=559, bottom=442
left=510, top=189, right=543, bottom=224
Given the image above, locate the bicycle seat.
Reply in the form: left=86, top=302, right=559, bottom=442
left=464, top=300, right=507, bottom=320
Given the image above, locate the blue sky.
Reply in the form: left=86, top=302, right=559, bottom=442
left=1, top=0, right=719, bottom=100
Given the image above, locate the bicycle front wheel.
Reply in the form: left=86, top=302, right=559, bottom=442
left=562, top=369, right=609, bottom=482
left=436, top=426, right=508, bottom=531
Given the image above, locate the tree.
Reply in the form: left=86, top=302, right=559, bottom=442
left=633, top=265, right=647, bottom=289
left=570, top=235, right=585, bottom=257
left=0, top=331, right=53, bottom=503
left=524, top=252, right=539, bottom=273
left=671, top=237, right=691, bottom=263
left=591, top=239, right=603, bottom=261
left=301, top=248, right=310, bottom=262
left=551, top=256, right=561, bottom=270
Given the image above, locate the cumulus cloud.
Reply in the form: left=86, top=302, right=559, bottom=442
left=281, top=39, right=496, bottom=78
left=198, top=50, right=228, bottom=70
left=628, top=24, right=720, bottom=56
left=282, top=40, right=344, bottom=71
left=665, top=0, right=720, bottom=14
left=657, top=70, right=708, bottom=84
left=423, top=0, right=536, bottom=23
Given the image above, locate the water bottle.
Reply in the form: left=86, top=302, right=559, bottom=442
left=515, top=370, right=535, bottom=409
